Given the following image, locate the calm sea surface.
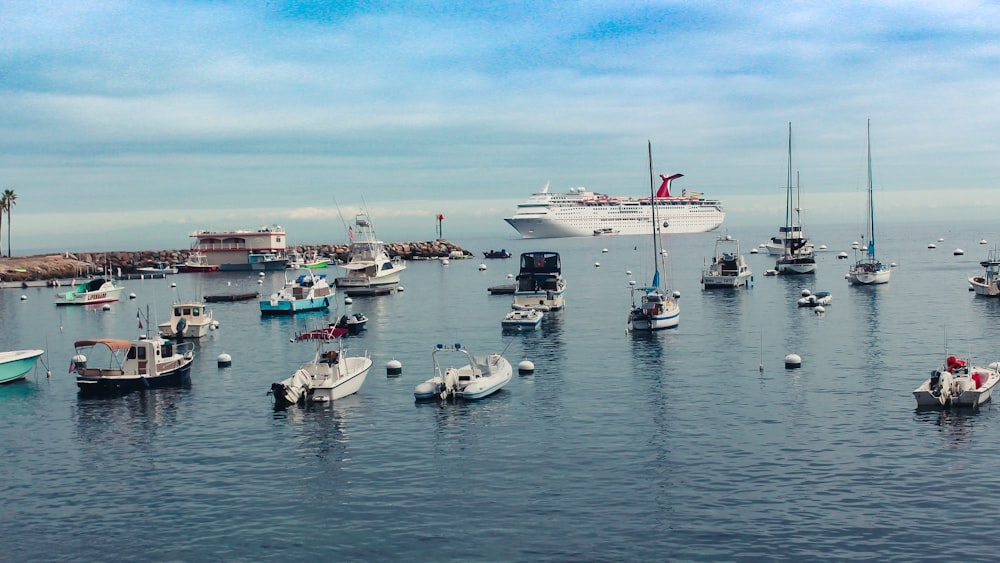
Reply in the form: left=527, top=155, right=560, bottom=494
left=4, top=220, right=1000, bottom=561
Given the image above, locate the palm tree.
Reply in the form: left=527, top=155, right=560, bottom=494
left=1, top=189, right=15, bottom=257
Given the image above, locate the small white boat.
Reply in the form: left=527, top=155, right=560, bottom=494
left=0, top=349, right=45, bottom=384
left=501, top=309, right=543, bottom=330
left=701, top=233, right=752, bottom=289
left=72, top=336, right=194, bottom=395
left=797, top=291, right=832, bottom=307
left=414, top=343, right=512, bottom=401
left=970, top=250, right=1000, bottom=297
left=269, top=326, right=373, bottom=407
left=592, top=228, right=620, bottom=236
left=335, top=312, right=368, bottom=334
left=55, top=277, right=124, bottom=306
left=158, top=301, right=217, bottom=339
left=259, top=272, right=333, bottom=315
left=914, top=356, right=1000, bottom=408
left=136, top=262, right=178, bottom=275
left=177, top=251, right=220, bottom=273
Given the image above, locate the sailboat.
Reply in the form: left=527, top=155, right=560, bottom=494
left=775, top=123, right=817, bottom=275
left=848, top=119, right=891, bottom=285
left=628, top=142, right=680, bottom=331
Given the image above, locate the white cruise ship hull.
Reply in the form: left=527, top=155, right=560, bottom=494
left=505, top=203, right=724, bottom=238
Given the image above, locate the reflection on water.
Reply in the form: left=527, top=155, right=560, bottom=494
left=74, top=387, right=189, bottom=449
left=913, top=406, right=988, bottom=449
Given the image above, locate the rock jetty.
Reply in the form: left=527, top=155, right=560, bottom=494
left=0, top=240, right=471, bottom=283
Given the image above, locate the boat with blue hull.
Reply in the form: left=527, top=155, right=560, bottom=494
left=260, top=273, right=334, bottom=315
left=0, top=350, right=45, bottom=384
left=71, top=337, right=194, bottom=395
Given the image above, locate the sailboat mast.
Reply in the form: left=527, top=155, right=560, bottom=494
left=648, top=141, right=661, bottom=287
left=867, top=118, right=876, bottom=259
left=785, top=122, right=793, bottom=246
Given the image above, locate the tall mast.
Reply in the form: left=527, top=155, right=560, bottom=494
left=648, top=141, right=661, bottom=289
left=785, top=122, right=793, bottom=245
left=867, top=118, right=875, bottom=259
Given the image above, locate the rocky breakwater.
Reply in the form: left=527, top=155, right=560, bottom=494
left=0, top=240, right=470, bottom=282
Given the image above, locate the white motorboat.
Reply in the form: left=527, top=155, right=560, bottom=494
left=913, top=356, right=1000, bottom=408
left=72, top=335, right=194, bottom=395
left=334, top=211, right=406, bottom=295
left=54, top=277, right=125, bottom=306
left=512, top=251, right=566, bottom=311
left=177, top=251, right=220, bottom=273
left=627, top=142, right=680, bottom=331
left=0, top=349, right=45, bottom=384
left=414, top=343, right=512, bottom=401
left=774, top=123, right=817, bottom=275
left=797, top=290, right=832, bottom=307
left=136, top=262, right=178, bottom=275
left=158, top=301, right=217, bottom=339
left=848, top=120, right=891, bottom=285
left=335, top=312, right=368, bottom=334
left=969, top=249, right=1000, bottom=297
left=259, top=272, right=333, bottom=315
left=501, top=308, right=543, bottom=330
left=701, top=233, right=753, bottom=289
left=269, top=326, right=373, bottom=407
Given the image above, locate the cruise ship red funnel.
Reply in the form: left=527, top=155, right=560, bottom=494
left=657, top=173, right=684, bottom=198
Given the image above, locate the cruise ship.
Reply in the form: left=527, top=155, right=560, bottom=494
left=504, top=174, right=725, bottom=238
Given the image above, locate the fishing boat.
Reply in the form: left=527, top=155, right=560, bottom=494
left=413, top=343, right=512, bottom=401
left=335, top=312, right=368, bottom=334
left=628, top=142, right=680, bottom=331
left=913, top=356, right=1000, bottom=408
left=54, top=277, right=125, bottom=306
left=269, top=326, right=372, bottom=407
left=71, top=335, right=194, bottom=395
left=158, top=301, right=218, bottom=339
left=511, top=251, right=566, bottom=311
left=177, top=251, right=220, bottom=273
left=501, top=308, right=543, bottom=330
left=848, top=120, right=891, bottom=285
left=970, top=249, right=1000, bottom=296
left=334, top=212, right=406, bottom=295
left=287, top=250, right=330, bottom=269
left=775, top=123, right=817, bottom=275
left=504, top=176, right=725, bottom=239
left=0, top=350, right=45, bottom=384
left=701, top=233, right=753, bottom=289
left=259, top=272, right=333, bottom=315
left=483, top=249, right=513, bottom=259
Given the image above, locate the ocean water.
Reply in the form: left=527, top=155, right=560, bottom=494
left=3, top=220, right=1000, bottom=561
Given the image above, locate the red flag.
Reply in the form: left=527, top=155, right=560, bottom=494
left=137, top=310, right=143, bottom=329
left=348, top=226, right=355, bottom=239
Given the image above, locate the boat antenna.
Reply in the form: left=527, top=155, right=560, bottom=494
left=866, top=117, right=876, bottom=261
left=784, top=122, right=793, bottom=250
left=648, top=141, right=662, bottom=292
left=332, top=195, right=351, bottom=238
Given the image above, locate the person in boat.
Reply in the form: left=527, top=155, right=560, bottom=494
left=946, top=356, right=966, bottom=373
left=324, top=350, right=339, bottom=365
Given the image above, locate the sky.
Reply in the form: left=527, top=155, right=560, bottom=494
left=1, top=1, right=998, bottom=253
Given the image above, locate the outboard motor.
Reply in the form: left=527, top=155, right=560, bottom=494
left=175, top=317, right=187, bottom=337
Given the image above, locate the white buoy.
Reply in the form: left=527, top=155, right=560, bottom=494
left=785, top=353, right=802, bottom=368
left=258, top=272, right=266, bottom=277
left=852, top=241, right=860, bottom=249
left=602, top=248, right=609, bottom=253
left=954, top=248, right=965, bottom=256
left=20, top=294, right=27, bottom=301
left=478, top=263, right=487, bottom=271
left=594, top=262, right=600, bottom=268
left=625, top=270, right=632, bottom=275
left=129, top=292, right=137, bottom=299
left=890, top=262, right=897, bottom=267
left=801, top=289, right=811, bottom=297
left=837, top=251, right=848, bottom=259
left=518, top=359, right=535, bottom=374
left=672, top=290, right=681, bottom=299
left=819, top=244, right=827, bottom=250
left=814, top=305, right=825, bottom=315
left=750, top=248, right=758, bottom=254
left=386, top=359, right=403, bottom=377
left=344, top=296, right=353, bottom=305
left=217, top=353, right=232, bottom=368
left=927, top=243, right=936, bottom=248
left=938, top=237, right=944, bottom=242
left=210, top=320, right=220, bottom=330
left=506, top=273, right=513, bottom=279
left=257, top=279, right=263, bottom=285
left=398, top=286, right=405, bottom=292
left=170, top=282, right=177, bottom=288
left=629, top=280, right=637, bottom=286
left=72, top=354, right=87, bottom=370
left=981, top=239, right=988, bottom=244
left=102, top=303, right=111, bottom=311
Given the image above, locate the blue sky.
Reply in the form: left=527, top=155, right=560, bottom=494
left=1, top=1, right=998, bottom=252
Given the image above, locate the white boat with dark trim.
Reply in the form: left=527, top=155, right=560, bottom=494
left=334, top=212, right=406, bottom=295
left=970, top=250, right=1000, bottom=296
left=269, top=326, right=372, bottom=407
left=914, top=356, right=1000, bottom=408
left=504, top=175, right=724, bottom=239
left=335, top=312, right=368, bottom=334
left=54, top=278, right=125, bottom=306
left=0, top=350, right=45, bottom=384
left=414, top=343, right=512, bottom=401
left=501, top=308, right=543, bottom=330
left=71, top=336, right=194, bottom=395
left=158, top=301, right=217, bottom=339
left=701, top=233, right=752, bottom=289
left=177, top=251, right=220, bottom=273
left=136, top=262, right=178, bottom=275
left=847, top=120, right=891, bottom=285
left=259, top=272, right=333, bottom=315
left=512, top=251, right=566, bottom=311
left=774, top=123, right=816, bottom=276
